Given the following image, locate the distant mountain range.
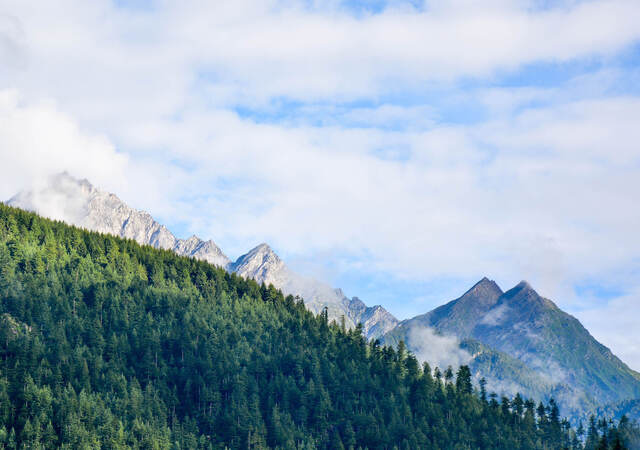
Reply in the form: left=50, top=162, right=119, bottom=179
left=9, top=172, right=640, bottom=419
left=8, top=172, right=398, bottom=339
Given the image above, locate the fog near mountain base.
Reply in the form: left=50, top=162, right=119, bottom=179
left=474, top=375, right=527, bottom=399
left=408, top=327, right=472, bottom=371
left=526, top=356, right=570, bottom=385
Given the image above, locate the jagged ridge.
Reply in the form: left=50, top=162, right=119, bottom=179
left=8, top=172, right=398, bottom=339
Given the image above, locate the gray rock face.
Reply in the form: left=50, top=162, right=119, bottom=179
left=9, top=172, right=398, bottom=340
left=173, top=235, right=231, bottom=267
left=8, top=172, right=231, bottom=268
left=346, top=297, right=399, bottom=340
left=404, top=277, right=504, bottom=337
left=231, top=243, right=289, bottom=287
left=230, top=244, right=398, bottom=339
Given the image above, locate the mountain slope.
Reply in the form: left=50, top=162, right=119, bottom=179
left=589, top=399, right=640, bottom=423
left=0, top=203, right=580, bottom=449
left=230, top=244, right=398, bottom=339
left=384, top=278, right=640, bottom=416
left=8, top=172, right=230, bottom=267
left=8, top=173, right=397, bottom=339
left=230, top=243, right=355, bottom=327
left=461, top=338, right=556, bottom=401
left=400, top=277, right=504, bottom=337
left=471, top=282, right=640, bottom=405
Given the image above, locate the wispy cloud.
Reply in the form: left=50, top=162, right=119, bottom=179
left=408, top=326, right=472, bottom=370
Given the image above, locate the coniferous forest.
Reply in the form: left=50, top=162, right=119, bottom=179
left=1, top=203, right=639, bottom=449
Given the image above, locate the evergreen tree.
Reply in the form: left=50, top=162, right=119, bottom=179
left=455, top=365, right=472, bottom=395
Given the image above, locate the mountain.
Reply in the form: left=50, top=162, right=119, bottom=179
left=589, top=399, right=640, bottom=423
left=8, top=172, right=230, bottom=267
left=415, top=277, right=505, bottom=337
left=345, top=296, right=399, bottom=341
left=230, top=243, right=398, bottom=339
left=8, top=172, right=397, bottom=339
left=0, top=202, right=593, bottom=449
left=383, top=278, right=640, bottom=417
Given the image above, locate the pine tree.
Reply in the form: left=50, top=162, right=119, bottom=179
left=479, top=377, right=487, bottom=403
left=455, top=366, right=472, bottom=395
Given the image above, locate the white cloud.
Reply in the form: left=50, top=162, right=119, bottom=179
left=480, top=304, right=510, bottom=326
left=0, top=12, right=26, bottom=69
left=3, top=87, right=640, bottom=313
left=2, top=0, right=640, bottom=114
left=408, top=326, right=472, bottom=370
left=0, top=89, right=128, bottom=199
left=0, top=89, right=186, bottom=222
left=157, top=95, right=640, bottom=288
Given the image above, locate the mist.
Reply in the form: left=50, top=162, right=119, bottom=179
left=408, top=326, right=472, bottom=371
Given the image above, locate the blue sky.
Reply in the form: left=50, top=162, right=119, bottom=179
left=1, top=0, right=640, bottom=368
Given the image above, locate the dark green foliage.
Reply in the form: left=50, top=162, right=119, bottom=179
left=589, top=399, right=640, bottom=424
left=0, top=204, right=612, bottom=448
left=583, top=415, right=640, bottom=450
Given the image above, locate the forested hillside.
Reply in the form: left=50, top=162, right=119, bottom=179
left=0, top=203, right=635, bottom=449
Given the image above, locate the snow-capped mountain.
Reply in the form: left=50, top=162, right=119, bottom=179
left=8, top=172, right=397, bottom=339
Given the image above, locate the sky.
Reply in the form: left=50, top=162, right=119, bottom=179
left=0, top=0, right=639, bottom=369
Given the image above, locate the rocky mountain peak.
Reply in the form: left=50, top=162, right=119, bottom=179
left=235, top=243, right=281, bottom=267
left=231, top=243, right=288, bottom=287
left=253, top=243, right=279, bottom=258
left=229, top=246, right=399, bottom=338
left=515, top=280, right=533, bottom=291
left=465, top=277, right=503, bottom=299
left=499, top=281, right=567, bottom=320
left=501, top=280, right=546, bottom=307
left=8, top=172, right=230, bottom=267
left=345, top=297, right=399, bottom=340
